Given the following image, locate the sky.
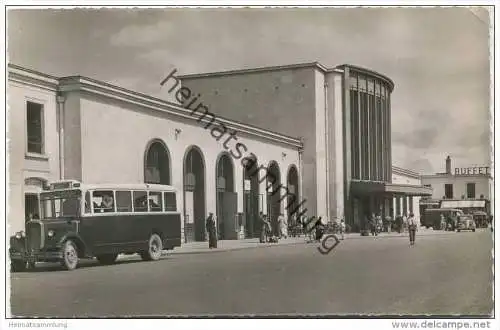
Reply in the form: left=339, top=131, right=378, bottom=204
left=7, top=7, right=491, bottom=174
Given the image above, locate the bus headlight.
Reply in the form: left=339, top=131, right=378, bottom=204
left=47, top=230, right=55, bottom=238
left=15, top=231, right=25, bottom=239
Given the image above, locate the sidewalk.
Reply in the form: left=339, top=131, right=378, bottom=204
left=166, top=236, right=305, bottom=255
left=116, top=228, right=471, bottom=261
left=341, top=227, right=463, bottom=240
left=164, top=228, right=457, bottom=255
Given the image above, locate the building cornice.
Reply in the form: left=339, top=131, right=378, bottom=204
left=56, top=77, right=303, bottom=150
left=392, top=165, right=421, bottom=179
left=178, top=61, right=330, bottom=79
left=8, top=64, right=59, bottom=92
left=335, top=64, right=395, bottom=92
left=9, top=64, right=303, bottom=149
left=177, top=62, right=392, bottom=92
left=421, top=173, right=493, bottom=180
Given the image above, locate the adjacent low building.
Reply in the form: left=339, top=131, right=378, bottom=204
left=391, top=166, right=424, bottom=222
left=420, top=156, right=492, bottom=215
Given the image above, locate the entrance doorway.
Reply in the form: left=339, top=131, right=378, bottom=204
left=266, top=161, right=281, bottom=237
left=183, top=146, right=206, bottom=242
left=216, top=153, right=237, bottom=240
left=243, top=154, right=260, bottom=238
left=286, top=165, right=299, bottom=225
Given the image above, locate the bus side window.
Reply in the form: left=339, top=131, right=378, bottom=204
left=149, top=191, right=163, bottom=212
left=116, top=191, right=132, bottom=212
left=133, top=191, right=148, bottom=212
left=85, top=191, right=91, bottom=214
left=165, top=192, right=177, bottom=212
left=93, top=190, right=115, bottom=213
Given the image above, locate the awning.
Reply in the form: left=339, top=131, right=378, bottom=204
left=419, top=199, right=441, bottom=206
left=351, top=180, right=433, bottom=196
left=441, top=200, right=486, bottom=209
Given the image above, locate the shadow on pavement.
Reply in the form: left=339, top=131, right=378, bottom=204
left=11, top=258, right=152, bottom=273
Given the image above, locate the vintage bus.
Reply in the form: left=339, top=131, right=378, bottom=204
left=10, top=180, right=182, bottom=271
left=421, top=208, right=464, bottom=230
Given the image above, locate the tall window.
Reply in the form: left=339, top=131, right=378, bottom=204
left=466, top=183, right=476, bottom=199
left=350, top=90, right=360, bottom=179
left=26, top=101, right=44, bottom=154
left=361, top=92, right=369, bottom=180
left=444, top=184, right=453, bottom=199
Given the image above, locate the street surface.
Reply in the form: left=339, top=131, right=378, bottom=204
left=10, top=229, right=493, bottom=317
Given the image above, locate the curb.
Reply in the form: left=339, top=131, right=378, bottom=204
left=160, top=231, right=460, bottom=257
left=165, top=240, right=306, bottom=256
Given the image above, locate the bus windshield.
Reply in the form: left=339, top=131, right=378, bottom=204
left=40, top=190, right=82, bottom=219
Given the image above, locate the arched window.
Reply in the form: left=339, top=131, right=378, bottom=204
left=144, top=140, right=171, bottom=185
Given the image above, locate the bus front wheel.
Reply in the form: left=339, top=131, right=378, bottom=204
left=141, top=234, right=163, bottom=261
left=61, top=240, right=79, bottom=271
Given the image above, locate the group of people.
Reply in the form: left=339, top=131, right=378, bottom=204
left=205, top=210, right=418, bottom=249
left=364, top=212, right=418, bottom=245
left=204, top=211, right=305, bottom=249
left=258, top=212, right=289, bottom=243
left=366, top=213, right=384, bottom=236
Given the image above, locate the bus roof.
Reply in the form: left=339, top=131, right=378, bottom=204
left=425, top=208, right=463, bottom=212
left=83, top=183, right=178, bottom=192
left=44, top=181, right=178, bottom=192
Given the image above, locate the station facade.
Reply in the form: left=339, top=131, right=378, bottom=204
left=178, top=62, right=431, bottom=230
left=8, top=64, right=302, bottom=241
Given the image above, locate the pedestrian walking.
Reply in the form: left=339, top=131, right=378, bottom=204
left=408, top=213, right=417, bottom=246
left=369, top=213, right=377, bottom=236
left=402, top=213, right=408, bottom=233
left=339, top=219, right=346, bottom=240
left=396, top=215, right=402, bottom=233
left=385, top=215, right=392, bottom=233
left=440, top=214, right=446, bottom=230
left=314, top=216, right=325, bottom=241
left=278, top=213, right=288, bottom=239
left=259, top=212, right=270, bottom=243
left=376, top=213, right=382, bottom=234
left=206, top=212, right=217, bottom=249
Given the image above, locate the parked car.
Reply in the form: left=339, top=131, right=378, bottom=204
left=472, top=211, right=489, bottom=228
left=457, top=215, right=476, bottom=232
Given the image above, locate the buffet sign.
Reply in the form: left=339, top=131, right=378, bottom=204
left=454, top=166, right=490, bottom=176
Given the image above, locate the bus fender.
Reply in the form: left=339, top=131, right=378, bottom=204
left=58, top=232, right=87, bottom=257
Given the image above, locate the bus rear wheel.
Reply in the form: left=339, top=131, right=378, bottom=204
left=140, top=233, right=163, bottom=261
left=96, top=254, right=118, bottom=265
